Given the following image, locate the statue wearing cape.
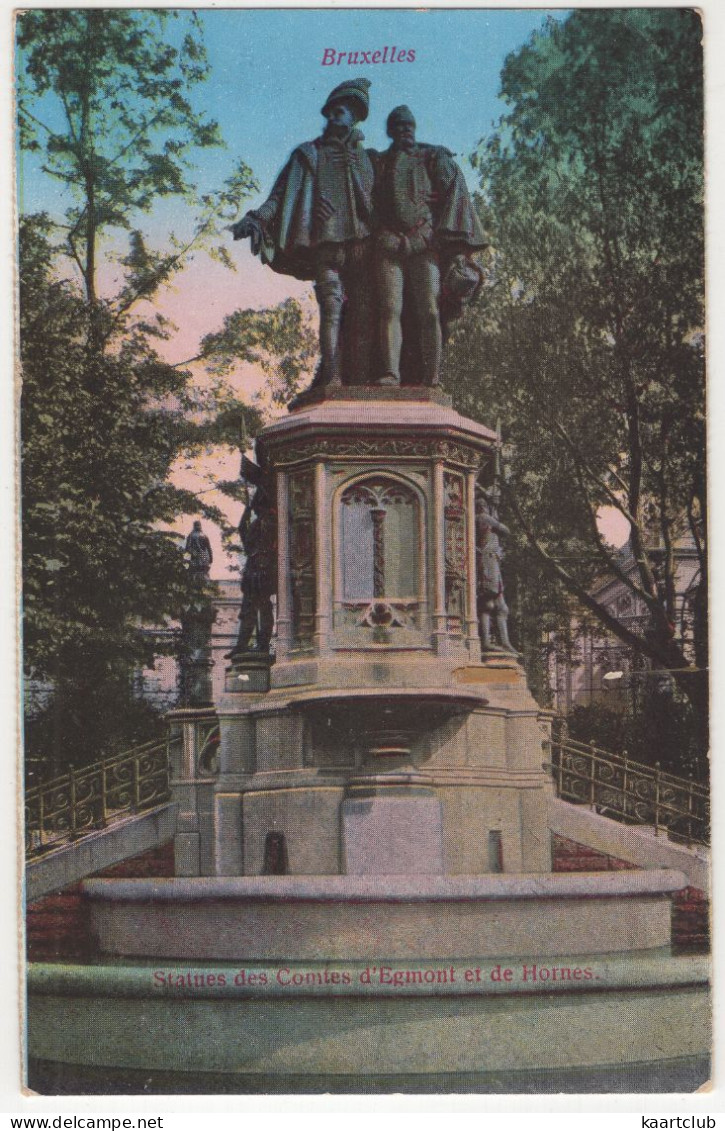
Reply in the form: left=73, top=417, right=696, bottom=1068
left=232, top=83, right=487, bottom=389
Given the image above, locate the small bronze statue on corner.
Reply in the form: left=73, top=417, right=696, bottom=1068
left=229, top=455, right=277, bottom=658
left=475, top=488, right=516, bottom=654
left=184, top=520, right=213, bottom=586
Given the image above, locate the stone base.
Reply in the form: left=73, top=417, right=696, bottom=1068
left=223, top=653, right=273, bottom=694
left=26, top=953, right=710, bottom=1090
left=341, top=789, right=444, bottom=875
left=82, top=870, right=686, bottom=961
left=27, top=1056, right=711, bottom=1096
left=288, top=383, right=453, bottom=411
left=208, top=673, right=555, bottom=877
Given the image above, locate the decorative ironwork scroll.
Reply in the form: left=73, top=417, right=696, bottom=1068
left=197, top=721, right=221, bottom=776
left=25, top=738, right=173, bottom=860
left=545, top=736, right=709, bottom=847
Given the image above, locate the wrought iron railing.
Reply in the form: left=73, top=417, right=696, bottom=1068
left=544, top=736, right=709, bottom=847
left=25, top=738, right=174, bottom=860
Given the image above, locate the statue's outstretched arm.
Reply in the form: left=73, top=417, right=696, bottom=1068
left=231, top=214, right=264, bottom=254
left=477, top=509, right=510, bottom=537
left=231, top=161, right=288, bottom=250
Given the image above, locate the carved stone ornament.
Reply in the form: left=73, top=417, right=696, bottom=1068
left=444, top=471, right=467, bottom=632
left=268, top=436, right=484, bottom=469
left=288, top=468, right=316, bottom=648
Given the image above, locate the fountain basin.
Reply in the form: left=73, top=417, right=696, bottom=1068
left=82, top=870, right=686, bottom=961
left=292, top=689, right=485, bottom=758
left=27, top=951, right=710, bottom=1092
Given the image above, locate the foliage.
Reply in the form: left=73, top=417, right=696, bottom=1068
left=445, top=10, right=706, bottom=744
left=17, top=10, right=256, bottom=310
left=567, top=695, right=703, bottom=781
left=180, top=298, right=317, bottom=407
left=17, top=12, right=313, bottom=771
left=20, top=216, right=208, bottom=768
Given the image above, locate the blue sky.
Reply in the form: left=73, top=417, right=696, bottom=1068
left=16, top=7, right=573, bottom=381
left=19, top=8, right=569, bottom=222
left=198, top=8, right=568, bottom=202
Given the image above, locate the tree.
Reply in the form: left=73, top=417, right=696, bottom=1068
left=17, top=11, right=247, bottom=312
left=444, top=10, right=707, bottom=754
left=18, top=12, right=313, bottom=771
left=567, top=695, right=703, bottom=780
left=177, top=299, right=317, bottom=408
left=20, top=215, right=200, bottom=768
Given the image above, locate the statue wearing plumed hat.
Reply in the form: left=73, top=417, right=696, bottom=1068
left=232, top=78, right=376, bottom=388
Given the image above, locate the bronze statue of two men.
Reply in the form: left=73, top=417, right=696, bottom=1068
left=232, top=79, right=487, bottom=390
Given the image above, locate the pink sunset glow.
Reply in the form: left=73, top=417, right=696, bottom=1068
left=154, top=245, right=311, bottom=371
left=100, top=244, right=314, bottom=577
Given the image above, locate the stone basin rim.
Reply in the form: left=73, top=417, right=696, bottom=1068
left=27, top=953, right=710, bottom=1001
left=288, top=688, right=488, bottom=712
left=82, top=870, right=688, bottom=903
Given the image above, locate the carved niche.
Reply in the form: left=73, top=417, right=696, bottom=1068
left=288, top=469, right=316, bottom=649
left=338, top=477, right=421, bottom=631
left=443, top=472, right=467, bottom=634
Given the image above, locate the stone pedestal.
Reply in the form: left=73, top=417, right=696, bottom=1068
left=265, top=390, right=492, bottom=671
left=224, top=653, right=272, bottom=694
left=179, top=592, right=216, bottom=708
left=165, top=390, right=556, bottom=880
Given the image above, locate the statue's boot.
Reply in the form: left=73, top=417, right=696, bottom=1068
left=307, top=363, right=327, bottom=391
left=479, top=615, right=493, bottom=651
left=257, top=601, right=275, bottom=654
left=316, top=275, right=344, bottom=388
left=322, top=362, right=342, bottom=389
left=227, top=599, right=257, bottom=657
left=495, top=613, right=517, bottom=654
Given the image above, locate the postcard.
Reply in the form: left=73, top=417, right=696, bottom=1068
left=18, top=6, right=711, bottom=1098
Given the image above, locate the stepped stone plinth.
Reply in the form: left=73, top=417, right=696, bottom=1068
left=79, top=387, right=695, bottom=1005
left=81, top=388, right=688, bottom=976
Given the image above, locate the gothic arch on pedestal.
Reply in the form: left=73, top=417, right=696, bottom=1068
left=333, top=472, right=427, bottom=637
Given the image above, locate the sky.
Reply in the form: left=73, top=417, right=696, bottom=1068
left=196, top=8, right=566, bottom=197
left=18, top=8, right=571, bottom=360
left=19, top=8, right=567, bottom=209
